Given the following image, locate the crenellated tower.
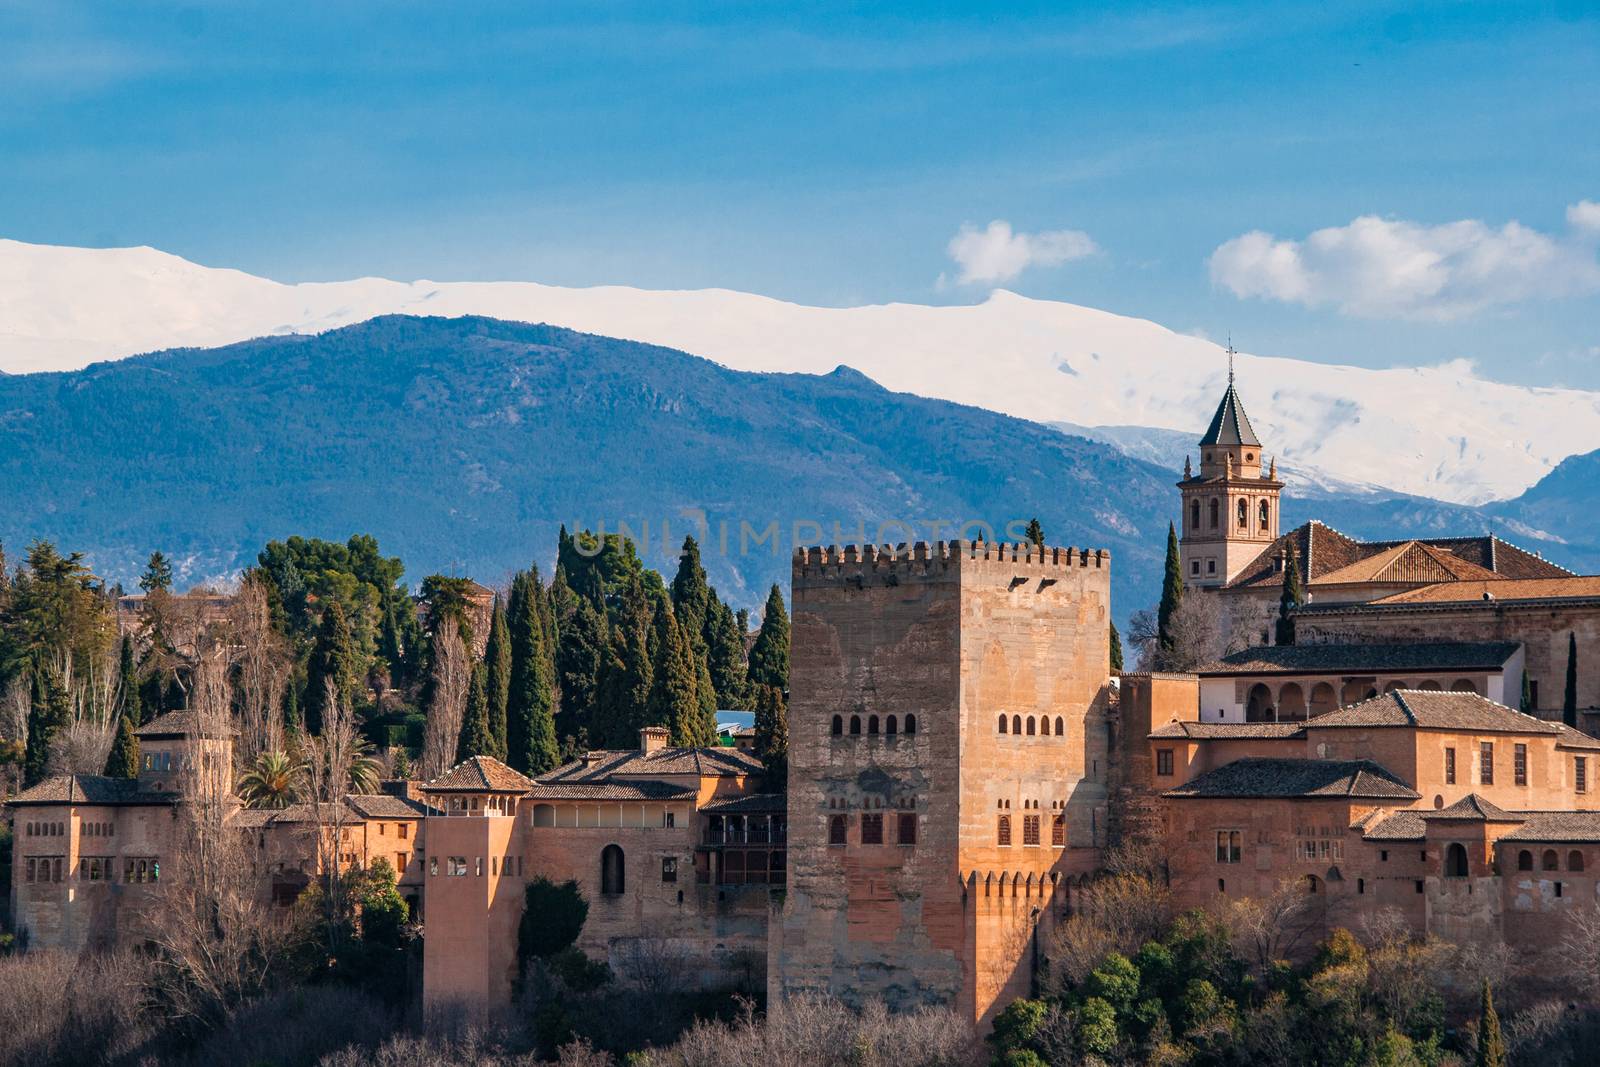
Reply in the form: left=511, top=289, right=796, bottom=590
left=1178, top=350, right=1282, bottom=588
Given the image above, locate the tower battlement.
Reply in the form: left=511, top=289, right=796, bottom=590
left=792, top=540, right=1109, bottom=586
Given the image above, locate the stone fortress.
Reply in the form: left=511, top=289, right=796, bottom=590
left=11, top=370, right=1600, bottom=1026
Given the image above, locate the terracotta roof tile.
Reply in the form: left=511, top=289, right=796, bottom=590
left=1148, top=721, right=1306, bottom=740
left=697, top=792, right=787, bottom=814
left=1423, top=793, right=1522, bottom=822
left=1362, top=810, right=1428, bottom=841
left=1501, top=812, right=1600, bottom=843
left=1199, top=641, right=1519, bottom=676
left=343, top=793, right=437, bottom=818
left=422, top=755, right=537, bottom=793
left=135, top=709, right=236, bottom=738
left=1311, top=541, right=1501, bottom=587
left=525, top=780, right=695, bottom=801
left=1165, top=757, right=1419, bottom=800
left=1308, top=690, right=1564, bottom=736
left=8, top=775, right=179, bottom=806
left=1366, top=576, right=1600, bottom=607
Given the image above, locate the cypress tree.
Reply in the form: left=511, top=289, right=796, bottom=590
left=138, top=670, right=165, bottom=725
left=705, top=598, right=748, bottom=709
left=457, top=663, right=494, bottom=763
left=378, top=595, right=405, bottom=685
left=1521, top=671, right=1533, bottom=715
left=670, top=537, right=712, bottom=647
left=139, top=550, right=174, bottom=593
left=649, top=604, right=702, bottom=747
left=1564, top=631, right=1579, bottom=728
left=747, top=585, right=790, bottom=694
left=555, top=592, right=606, bottom=748
left=1475, top=979, right=1506, bottom=1067
left=104, top=711, right=140, bottom=778
left=507, top=571, right=559, bottom=775
left=1157, top=522, right=1184, bottom=656
left=1276, top=539, right=1303, bottom=646
left=1109, top=621, right=1124, bottom=672
left=596, top=578, right=654, bottom=748
left=116, top=634, right=142, bottom=727
left=1025, top=518, right=1045, bottom=547
left=484, top=597, right=512, bottom=761
left=305, top=602, right=358, bottom=735
left=753, top=683, right=788, bottom=786
left=24, top=669, right=69, bottom=786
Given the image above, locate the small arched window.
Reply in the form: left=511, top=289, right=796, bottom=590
left=1237, top=499, right=1248, bottom=529
left=1054, top=716, right=1064, bottom=736
left=1258, top=499, right=1270, bottom=529
left=998, top=714, right=1008, bottom=734
left=1544, top=849, right=1560, bottom=871
left=1026, top=716, right=1036, bottom=736
left=831, top=715, right=843, bottom=736
left=849, top=715, right=861, bottom=735
left=1012, top=715, right=1022, bottom=735
left=905, top=714, right=917, bottom=735
left=601, top=844, right=625, bottom=896
left=1039, top=717, right=1050, bottom=736
left=885, top=715, right=898, bottom=735
left=1209, top=498, right=1219, bottom=529
left=1518, top=849, right=1533, bottom=871
left=1571, top=850, right=1586, bottom=872
left=1444, top=843, right=1468, bottom=878
left=867, top=715, right=879, bottom=735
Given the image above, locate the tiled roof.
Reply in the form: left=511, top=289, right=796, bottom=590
left=422, top=755, right=537, bottom=793
left=1199, top=641, right=1520, bottom=676
left=1366, top=575, right=1600, bottom=607
left=525, top=780, right=695, bottom=801
left=1311, top=541, right=1500, bottom=587
left=343, top=793, right=437, bottom=819
left=698, top=792, right=787, bottom=814
left=1500, top=812, right=1600, bottom=843
left=1148, top=721, right=1306, bottom=740
left=542, top=745, right=764, bottom=784
left=1423, top=794, right=1522, bottom=822
left=1307, top=690, right=1565, bottom=736
left=1198, top=383, right=1261, bottom=447
left=1165, top=757, right=1420, bottom=800
left=270, top=801, right=356, bottom=823
left=135, top=709, right=236, bottom=738
left=1555, top=724, right=1600, bottom=751
left=1361, top=810, right=1428, bottom=841
left=8, top=775, right=179, bottom=806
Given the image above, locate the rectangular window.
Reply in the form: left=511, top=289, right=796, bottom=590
left=1444, top=747, right=1456, bottom=785
left=664, top=811, right=676, bottom=828
left=1515, top=743, right=1528, bottom=786
left=1023, top=815, right=1041, bottom=846
left=828, top=814, right=847, bottom=845
left=861, top=813, right=883, bottom=845
left=399, top=823, right=408, bottom=840
left=1191, top=561, right=1200, bottom=575
left=1579, top=757, right=1589, bottom=795
left=897, top=813, right=917, bottom=845
left=397, top=852, right=408, bottom=871
left=1207, top=560, right=1216, bottom=574
left=1156, top=749, right=1174, bottom=777
left=429, top=857, right=439, bottom=876
left=1216, top=830, right=1241, bottom=864
left=1052, top=814, right=1066, bottom=847
left=997, top=814, right=1012, bottom=847
left=1480, top=742, right=1494, bottom=785
left=661, top=856, right=678, bottom=883
left=447, top=856, right=467, bottom=876
left=24, top=857, right=35, bottom=883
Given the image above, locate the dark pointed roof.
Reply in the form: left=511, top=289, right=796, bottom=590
left=1423, top=794, right=1521, bottom=823
left=1198, top=383, right=1260, bottom=448
left=1164, top=757, right=1419, bottom=800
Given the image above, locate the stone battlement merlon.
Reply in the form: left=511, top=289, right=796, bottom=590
left=792, top=540, right=1110, bottom=585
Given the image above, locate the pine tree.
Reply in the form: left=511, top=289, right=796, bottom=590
left=116, top=634, right=143, bottom=727
left=1476, top=980, right=1506, bottom=1067
left=1109, top=620, right=1124, bottom=672
left=1564, top=631, right=1579, bottom=728
left=1275, top=539, right=1303, bottom=646
left=24, top=669, right=70, bottom=786
left=457, top=663, right=494, bottom=763
left=507, top=571, right=559, bottom=775
left=705, top=598, right=749, bottom=709
left=1157, top=522, right=1184, bottom=656
left=305, top=602, right=358, bottom=735
left=484, top=598, right=512, bottom=761
left=1025, top=518, right=1045, bottom=547
left=139, top=550, right=174, bottom=593
left=753, top=683, right=788, bottom=785
left=103, top=711, right=140, bottom=778
left=747, top=585, right=790, bottom=694
left=648, top=603, right=702, bottom=747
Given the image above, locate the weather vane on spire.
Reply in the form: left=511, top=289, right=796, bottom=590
left=1226, top=335, right=1236, bottom=385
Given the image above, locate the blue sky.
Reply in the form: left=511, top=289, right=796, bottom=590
left=3, top=1, right=1597, bottom=387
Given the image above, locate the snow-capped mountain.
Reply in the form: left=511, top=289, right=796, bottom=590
left=3, top=238, right=1597, bottom=505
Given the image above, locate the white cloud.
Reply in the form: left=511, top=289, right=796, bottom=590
left=1209, top=204, right=1600, bottom=320
left=946, top=220, right=1097, bottom=285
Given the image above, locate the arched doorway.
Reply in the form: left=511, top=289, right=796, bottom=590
left=1246, top=683, right=1274, bottom=722
left=1444, top=843, right=1468, bottom=878
left=1309, top=683, right=1338, bottom=718
left=1278, top=684, right=1306, bottom=721
left=601, top=844, right=625, bottom=896
left=1417, top=680, right=1443, bottom=692
left=1450, top=679, right=1478, bottom=694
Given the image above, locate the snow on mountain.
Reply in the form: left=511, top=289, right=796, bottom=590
left=3, top=237, right=1597, bottom=505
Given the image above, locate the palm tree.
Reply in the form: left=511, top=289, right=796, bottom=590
left=237, top=750, right=303, bottom=809
left=346, top=740, right=382, bottom=795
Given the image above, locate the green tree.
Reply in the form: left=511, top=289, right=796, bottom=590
left=1025, top=518, right=1045, bottom=547
left=237, top=750, right=304, bottom=809
left=103, top=711, right=140, bottom=779
left=1109, top=620, right=1124, bottom=672
left=1086, top=952, right=1141, bottom=1016
left=747, top=584, right=790, bottom=694
left=507, top=570, right=559, bottom=774
left=670, top=536, right=712, bottom=651
left=991, top=999, right=1048, bottom=1061
left=554, top=589, right=605, bottom=747
left=457, top=663, right=494, bottom=763
left=517, top=877, right=589, bottom=963
left=484, top=598, right=512, bottom=761
left=1157, top=522, right=1184, bottom=656
left=705, top=598, right=748, bottom=709
left=753, top=683, right=788, bottom=783
left=139, top=550, right=174, bottom=593
left=305, top=602, right=359, bottom=735
left=1476, top=979, right=1506, bottom=1067
left=649, top=603, right=703, bottom=747
left=1521, top=670, right=1534, bottom=715
left=1276, top=539, right=1303, bottom=645
left=1564, top=631, right=1579, bottom=728
left=594, top=578, right=653, bottom=747
left=24, top=669, right=69, bottom=786
left=1076, top=997, right=1119, bottom=1058
left=419, top=574, right=476, bottom=649
left=355, top=858, right=409, bottom=948
left=116, top=634, right=142, bottom=726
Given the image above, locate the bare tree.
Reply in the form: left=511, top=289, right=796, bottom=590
left=1217, top=877, right=1311, bottom=972
left=300, top=677, right=379, bottom=957
left=421, top=619, right=471, bottom=779
left=231, top=575, right=290, bottom=763
left=614, top=937, right=693, bottom=995
left=1557, top=907, right=1600, bottom=1001
left=1128, top=594, right=1235, bottom=672
left=1043, top=871, right=1171, bottom=993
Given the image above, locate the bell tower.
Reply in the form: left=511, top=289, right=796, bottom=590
left=1178, top=348, right=1282, bottom=588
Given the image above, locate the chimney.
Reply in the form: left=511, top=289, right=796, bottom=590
left=639, top=725, right=670, bottom=754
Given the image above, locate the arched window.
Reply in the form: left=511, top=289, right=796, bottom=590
left=1054, top=716, right=1064, bottom=736
left=831, top=715, right=843, bottom=736
left=885, top=715, right=897, bottom=735
left=1450, top=679, right=1478, bottom=694
left=1246, top=683, right=1274, bottom=723
left=1308, top=683, right=1337, bottom=718
left=1012, top=715, right=1022, bottom=735
left=867, top=715, right=879, bottom=735
left=1417, top=679, right=1443, bottom=691
left=1543, top=849, right=1560, bottom=871
left=1237, top=499, right=1248, bottom=529
left=1039, top=717, right=1050, bottom=736
left=1026, top=716, right=1036, bottom=736
left=1570, top=850, right=1586, bottom=872
left=532, top=803, right=555, bottom=827
left=1209, top=498, right=1219, bottom=529
left=601, top=844, right=625, bottom=896
left=1278, top=684, right=1306, bottom=721
left=849, top=715, right=861, bottom=735
left=1190, top=500, right=1200, bottom=529
left=1444, top=843, right=1468, bottom=878
left=1258, top=499, right=1269, bottom=530
left=998, top=714, right=1008, bottom=734
left=1518, top=850, right=1533, bottom=871
left=905, top=714, right=917, bottom=735
left=1305, top=874, right=1321, bottom=894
